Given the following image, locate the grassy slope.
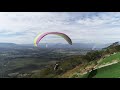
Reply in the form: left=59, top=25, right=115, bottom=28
left=60, top=61, right=97, bottom=78
left=98, top=52, right=120, bottom=66
left=80, top=62, right=120, bottom=78
left=62, top=52, right=120, bottom=78
left=93, top=62, right=120, bottom=78
left=17, top=51, right=120, bottom=78
left=81, top=52, right=120, bottom=78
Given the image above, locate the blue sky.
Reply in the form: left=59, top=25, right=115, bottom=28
left=0, top=12, right=120, bottom=44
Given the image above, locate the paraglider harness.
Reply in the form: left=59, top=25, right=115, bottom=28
left=54, top=63, right=59, bottom=71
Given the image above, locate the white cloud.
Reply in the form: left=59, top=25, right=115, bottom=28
left=0, top=12, right=120, bottom=44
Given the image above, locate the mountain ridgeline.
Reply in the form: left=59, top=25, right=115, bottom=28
left=0, top=42, right=111, bottom=49
left=0, top=43, right=18, bottom=48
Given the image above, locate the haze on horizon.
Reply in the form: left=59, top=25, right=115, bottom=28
left=0, top=12, right=120, bottom=44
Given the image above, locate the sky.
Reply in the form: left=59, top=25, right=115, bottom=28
left=0, top=12, right=120, bottom=44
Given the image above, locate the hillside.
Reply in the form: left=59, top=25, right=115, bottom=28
left=12, top=41, right=120, bottom=78
left=62, top=50, right=120, bottom=78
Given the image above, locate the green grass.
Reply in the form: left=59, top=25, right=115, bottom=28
left=98, top=52, right=120, bottom=65
left=94, top=62, right=120, bottom=78
left=80, top=62, right=120, bottom=78
left=95, top=63, right=120, bottom=78
left=70, top=52, right=120, bottom=78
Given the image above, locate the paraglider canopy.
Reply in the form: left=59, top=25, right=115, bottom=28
left=34, top=32, right=72, bottom=47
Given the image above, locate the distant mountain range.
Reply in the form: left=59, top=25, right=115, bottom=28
left=40, top=43, right=111, bottom=49
left=0, top=43, right=18, bottom=47
left=0, top=43, right=112, bottom=49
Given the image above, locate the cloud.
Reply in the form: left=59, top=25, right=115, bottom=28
left=0, top=12, right=120, bottom=44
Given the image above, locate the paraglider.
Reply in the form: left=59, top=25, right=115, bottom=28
left=34, top=32, right=72, bottom=47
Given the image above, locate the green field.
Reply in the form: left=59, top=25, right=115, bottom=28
left=94, top=62, right=120, bottom=78
left=70, top=52, right=120, bottom=78
left=82, top=52, right=120, bottom=78
left=81, top=62, right=120, bottom=78
left=98, top=52, right=120, bottom=65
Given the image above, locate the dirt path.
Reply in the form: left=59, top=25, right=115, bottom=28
left=80, top=60, right=119, bottom=75
left=95, top=60, right=119, bottom=69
